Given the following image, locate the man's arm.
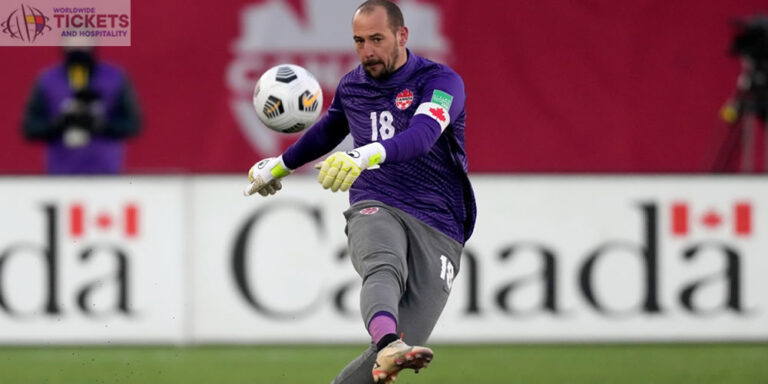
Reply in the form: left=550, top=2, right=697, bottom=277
left=380, top=70, right=465, bottom=163
left=282, top=94, right=350, bottom=169
left=22, top=82, right=58, bottom=141
left=101, top=79, right=141, bottom=139
left=245, top=93, right=349, bottom=196
left=317, top=70, right=466, bottom=192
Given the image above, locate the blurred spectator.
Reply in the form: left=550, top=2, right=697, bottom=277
left=22, top=39, right=141, bottom=174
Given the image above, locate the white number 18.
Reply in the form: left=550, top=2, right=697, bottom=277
left=439, top=255, right=455, bottom=289
left=370, top=111, right=395, bottom=141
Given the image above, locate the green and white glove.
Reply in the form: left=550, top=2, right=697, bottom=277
left=317, top=142, right=386, bottom=192
left=244, top=156, right=292, bottom=196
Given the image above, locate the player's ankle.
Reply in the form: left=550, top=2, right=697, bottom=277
left=376, top=333, right=400, bottom=351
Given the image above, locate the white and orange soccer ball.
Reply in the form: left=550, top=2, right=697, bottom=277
left=252, top=64, right=323, bottom=134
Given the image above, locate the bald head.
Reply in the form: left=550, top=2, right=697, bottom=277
left=354, top=0, right=404, bottom=36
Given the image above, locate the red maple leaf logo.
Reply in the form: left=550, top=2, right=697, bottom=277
left=70, top=203, right=140, bottom=238
left=671, top=201, right=752, bottom=237
left=701, top=210, right=722, bottom=228
left=429, top=107, right=446, bottom=122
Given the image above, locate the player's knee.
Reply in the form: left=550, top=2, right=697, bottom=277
left=364, top=256, right=404, bottom=277
left=358, top=250, right=405, bottom=275
left=363, top=262, right=406, bottom=291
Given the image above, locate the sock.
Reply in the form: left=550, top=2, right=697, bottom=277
left=368, top=311, right=397, bottom=346
left=376, top=333, right=400, bottom=352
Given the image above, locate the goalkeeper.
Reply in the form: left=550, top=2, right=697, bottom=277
left=245, top=1, right=476, bottom=383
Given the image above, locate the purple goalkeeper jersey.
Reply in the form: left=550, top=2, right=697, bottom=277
left=283, top=51, right=476, bottom=243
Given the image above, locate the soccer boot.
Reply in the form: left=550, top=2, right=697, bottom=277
left=372, top=339, right=433, bottom=383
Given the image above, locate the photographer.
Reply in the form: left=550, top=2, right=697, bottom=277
left=715, top=15, right=768, bottom=172
left=22, top=41, right=141, bottom=174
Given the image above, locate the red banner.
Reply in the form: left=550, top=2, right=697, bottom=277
left=0, top=0, right=765, bottom=173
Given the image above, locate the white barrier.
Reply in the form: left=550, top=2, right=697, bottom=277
left=0, top=176, right=766, bottom=344
left=0, top=177, right=186, bottom=343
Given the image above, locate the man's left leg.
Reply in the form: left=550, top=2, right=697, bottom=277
left=372, top=209, right=463, bottom=382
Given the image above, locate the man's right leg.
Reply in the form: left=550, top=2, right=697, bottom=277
left=332, top=203, right=409, bottom=384
left=370, top=206, right=463, bottom=382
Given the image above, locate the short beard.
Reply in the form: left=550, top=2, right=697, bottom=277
left=364, top=45, right=400, bottom=79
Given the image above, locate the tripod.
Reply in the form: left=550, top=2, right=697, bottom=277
left=712, top=58, right=768, bottom=172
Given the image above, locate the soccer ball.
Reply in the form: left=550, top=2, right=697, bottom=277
left=252, top=64, right=323, bottom=134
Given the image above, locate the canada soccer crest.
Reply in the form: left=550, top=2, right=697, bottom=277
left=395, top=89, right=414, bottom=110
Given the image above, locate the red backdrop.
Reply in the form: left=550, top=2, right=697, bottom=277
left=0, top=0, right=765, bottom=174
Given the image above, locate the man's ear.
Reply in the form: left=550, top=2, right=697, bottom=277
left=398, top=26, right=409, bottom=47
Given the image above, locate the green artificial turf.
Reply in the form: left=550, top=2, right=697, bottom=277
left=0, top=343, right=765, bottom=384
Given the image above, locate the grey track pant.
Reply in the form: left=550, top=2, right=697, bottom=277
left=331, top=200, right=463, bottom=384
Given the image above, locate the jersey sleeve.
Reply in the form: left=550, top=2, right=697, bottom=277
left=282, top=93, right=350, bottom=169
left=380, top=69, right=465, bottom=163
left=22, top=80, right=57, bottom=141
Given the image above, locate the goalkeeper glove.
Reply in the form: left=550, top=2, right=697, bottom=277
left=244, top=156, right=292, bottom=196
left=317, top=142, right=385, bottom=192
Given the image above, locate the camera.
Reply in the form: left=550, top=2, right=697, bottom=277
left=57, top=89, right=105, bottom=148
left=731, top=15, right=768, bottom=61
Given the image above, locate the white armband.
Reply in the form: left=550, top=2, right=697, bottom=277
left=414, top=102, right=450, bottom=131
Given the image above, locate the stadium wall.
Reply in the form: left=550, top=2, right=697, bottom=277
left=0, top=175, right=766, bottom=344
left=1, top=0, right=766, bottom=173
